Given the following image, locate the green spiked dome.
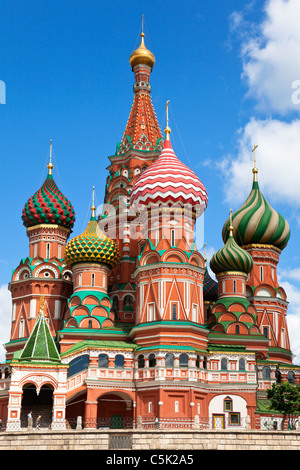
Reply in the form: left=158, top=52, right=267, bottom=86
left=64, top=202, right=120, bottom=269
left=222, top=167, right=290, bottom=251
left=22, top=150, right=75, bottom=230
left=210, top=220, right=253, bottom=276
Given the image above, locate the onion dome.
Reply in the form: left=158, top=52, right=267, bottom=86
left=222, top=159, right=291, bottom=251
left=22, top=141, right=75, bottom=230
left=210, top=214, right=253, bottom=276
left=64, top=191, right=120, bottom=269
left=131, top=109, right=208, bottom=214
left=129, top=32, right=155, bottom=70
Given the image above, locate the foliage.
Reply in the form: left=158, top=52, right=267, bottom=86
left=267, top=382, right=300, bottom=429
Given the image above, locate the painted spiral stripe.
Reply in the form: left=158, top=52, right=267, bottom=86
left=210, top=234, right=253, bottom=275
left=222, top=181, right=290, bottom=250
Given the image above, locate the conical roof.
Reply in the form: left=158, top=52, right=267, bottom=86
left=19, top=299, right=61, bottom=364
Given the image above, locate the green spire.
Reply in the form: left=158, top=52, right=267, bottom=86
left=19, top=297, right=61, bottom=364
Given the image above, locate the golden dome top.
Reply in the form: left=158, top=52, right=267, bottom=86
left=129, top=32, right=155, bottom=70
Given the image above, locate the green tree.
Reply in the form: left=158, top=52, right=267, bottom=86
left=267, top=382, right=300, bottom=430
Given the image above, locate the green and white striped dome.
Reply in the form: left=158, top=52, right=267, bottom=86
left=222, top=174, right=290, bottom=251
left=210, top=225, right=253, bottom=276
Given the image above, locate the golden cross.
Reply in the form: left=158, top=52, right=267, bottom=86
left=252, top=144, right=258, bottom=168
left=165, top=100, right=170, bottom=127
left=229, top=208, right=233, bottom=225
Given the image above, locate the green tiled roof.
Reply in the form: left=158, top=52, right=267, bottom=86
left=18, top=313, right=61, bottom=364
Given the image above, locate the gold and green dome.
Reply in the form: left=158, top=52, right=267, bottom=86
left=64, top=204, right=119, bottom=269
left=210, top=219, right=253, bottom=276
left=222, top=167, right=290, bottom=251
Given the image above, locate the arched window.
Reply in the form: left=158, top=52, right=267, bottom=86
left=149, top=353, right=156, bottom=368
left=91, top=273, right=95, bottom=287
left=46, top=243, right=50, bottom=259
left=235, top=325, right=240, bottom=334
left=172, top=304, right=177, bottom=321
left=203, top=356, right=207, bottom=369
left=98, top=354, right=109, bottom=368
left=288, top=371, right=295, bottom=383
left=263, top=327, right=268, bottom=338
left=67, top=354, right=89, bottom=378
left=262, top=366, right=271, bottom=379
left=233, top=280, right=236, bottom=293
left=171, top=230, right=175, bottom=246
left=115, top=354, right=124, bottom=369
left=221, top=358, right=228, bottom=370
left=88, top=320, right=93, bottom=329
left=239, top=358, right=246, bottom=371
left=138, top=355, right=145, bottom=369
left=179, top=353, right=188, bottom=368
left=196, top=355, right=200, bottom=368
left=165, top=353, right=174, bottom=368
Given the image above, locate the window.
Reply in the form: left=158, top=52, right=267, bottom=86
left=155, top=230, right=159, bottom=246
left=288, top=371, right=295, bottom=383
left=235, top=325, right=240, bottom=334
left=196, top=355, right=200, bottom=368
left=91, top=273, right=95, bottom=287
left=221, top=358, right=228, bottom=370
left=115, top=355, right=124, bottom=369
left=78, top=273, right=82, bottom=287
left=262, top=366, right=271, bottom=379
left=260, top=266, right=264, bottom=281
left=138, top=355, right=145, bottom=368
left=179, top=353, right=188, bottom=368
left=46, top=243, right=50, bottom=259
left=203, top=356, right=207, bottom=369
left=67, top=354, right=89, bottom=378
left=172, top=304, right=177, bottom=321
left=171, top=230, right=175, bottom=246
left=147, top=303, right=155, bottom=322
left=239, top=358, right=246, bottom=371
left=58, top=244, right=62, bottom=258
left=229, top=412, right=240, bottom=425
left=165, top=353, right=174, bottom=368
left=224, top=397, right=232, bottom=411
left=19, top=319, right=25, bottom=338
left=88, top=320, right=93, bottom=329
left=148, top=402, right=152, bottom=413
left=149, top=353, right=156, bottom=368
left=263, top=327, right=268, bottom=339
left=175, top=401, right=179, bottom=413
left=233, top=280, right=236, bottom=293
left=98, top=354, right=109, bottom=368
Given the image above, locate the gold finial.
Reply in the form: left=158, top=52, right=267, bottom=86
left=91, top=186, right=96, bottom=218
left=47, top=139, right=53, bottom=175
left=229, top=209, right=234, bottom=236
left=252, top=144, right=258, bottom=181
left=164, top=100, right=171, bottom=140
left=39, top=295, right=45, bottom=316
left=129, top=19, right=155, bottom=70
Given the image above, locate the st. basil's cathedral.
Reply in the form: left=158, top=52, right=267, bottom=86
left=0, top=29, right=298, bottom=431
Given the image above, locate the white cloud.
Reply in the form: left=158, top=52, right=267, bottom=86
left=0, top=285, right=11, bottom=363
left=239, top=0, right=300, bottom=114
left=279, top=279, right=300, bottom=365
left=219, top=117, right=300, bottom=209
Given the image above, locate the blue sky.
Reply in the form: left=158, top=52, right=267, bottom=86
left=1, top=0, right=300, bottom=361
